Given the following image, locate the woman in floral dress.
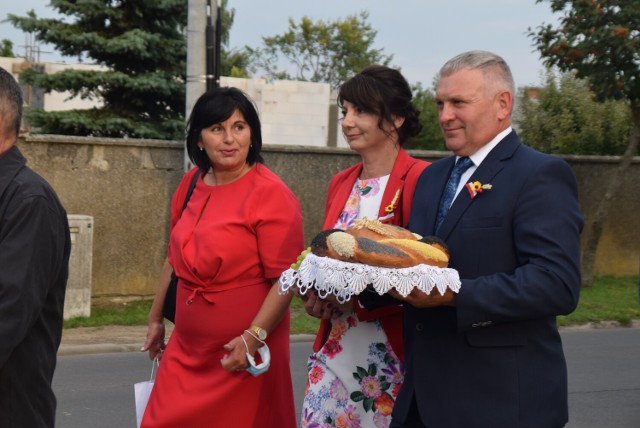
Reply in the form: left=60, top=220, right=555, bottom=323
left=300, top=65, right=429, bottom=428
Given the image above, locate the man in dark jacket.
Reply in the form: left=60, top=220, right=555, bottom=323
left=388, top=51, right=583, bottom=428
left=0, top=66, right=71, bottom=426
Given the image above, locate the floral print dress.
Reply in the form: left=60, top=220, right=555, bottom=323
left=301, top=176, right=405, bottom=428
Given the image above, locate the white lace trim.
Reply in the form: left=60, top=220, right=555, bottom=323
left=279, top=253, right=461, bottom=303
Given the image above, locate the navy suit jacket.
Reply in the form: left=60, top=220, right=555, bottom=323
left=397, top=131, right=583, bottom=427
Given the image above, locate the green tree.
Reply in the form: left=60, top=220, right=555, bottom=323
left=529, top=0, right=640, bottom=287
left=247, top=11, right=393, bottom=88
left=407, top=83, right=444, bottom=151
left=517, top=72, right=631, bottom=155
left=7, top=0, right=249, bottom=139
left=7, top=0, right=187, bottom=139
left=1, top=39, right=14, bottom=57
left=217, top=1, right=250, bottom=78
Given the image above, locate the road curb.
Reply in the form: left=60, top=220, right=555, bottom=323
left=58, top=343, right=142, bottom=356
left=59, top=324, right=640, bottom=356
left=58, top=334, right=317, bottom=356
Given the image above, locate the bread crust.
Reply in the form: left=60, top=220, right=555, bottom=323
left=352, top=237, right=417, bottom=268
left=309, top=220, right=450, bottom=269
left=379, top=238, right=449, bottom=268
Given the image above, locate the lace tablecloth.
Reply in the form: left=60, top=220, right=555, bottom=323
left=279, top=253, right=461, bottom=303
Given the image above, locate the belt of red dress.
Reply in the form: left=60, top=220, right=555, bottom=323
left=179, top=278, right=271, bottom=305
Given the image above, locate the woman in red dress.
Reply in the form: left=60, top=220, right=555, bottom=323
left=141, top=87, right=304, bottom=427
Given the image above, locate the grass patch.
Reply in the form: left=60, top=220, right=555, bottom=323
left=64, top=276, right=639, bottom=332
left=557, top=276, right=640, bottom=327
left=63, top=296, right=322, bottom=333
left=290, top=297, right=321, bottom=335
left=63, top=299, right=152, bottom=329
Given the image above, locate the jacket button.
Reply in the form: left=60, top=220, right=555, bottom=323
left=415, top=323, right=424, bottom=331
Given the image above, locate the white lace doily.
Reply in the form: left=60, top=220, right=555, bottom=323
left=279, top=253, right=461, bottom=303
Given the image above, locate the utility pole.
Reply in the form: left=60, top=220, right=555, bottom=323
left=206, top=0, right=221, bottom=91
left=184, top=0, right=206, bottom=170
left=185, top=0, right=220, bottom=171
left=214, top=0, right=222, bottom=88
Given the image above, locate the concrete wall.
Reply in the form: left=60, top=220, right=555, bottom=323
left=19, top=135, right=183, bottom=299
left=17, top=136, right=639, bottom=300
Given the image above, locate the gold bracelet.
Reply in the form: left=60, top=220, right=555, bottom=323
left=244, top=329, right=266, bottom=345
left=240, top=334, right=250, bottom=353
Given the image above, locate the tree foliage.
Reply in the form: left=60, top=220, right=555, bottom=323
left=529, top=0, right=639, bottom=104
left=406, top=83, right=444, bottom=151
left=1, top=39, right=14, bottom=57
left=7, top=0, right=249, bottom=139
left=516, top=72, right=631, bottom=155
left=217, top=1, right=251, bottom=78
left=7, top=0, right=187, bottom=139
left=247, top=11, right=393, bottom=88
left=529, top=0, right=640, bottom=287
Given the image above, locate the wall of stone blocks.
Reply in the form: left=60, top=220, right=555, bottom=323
left=17, top=136, right=639, bottom=301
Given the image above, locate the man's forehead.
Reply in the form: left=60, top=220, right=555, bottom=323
left=438, top=68, right=485, bottom=91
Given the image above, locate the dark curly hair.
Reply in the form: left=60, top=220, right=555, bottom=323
left=186, top=87, right=264, bottom=173
left=337, top=65, right=422, bottom=146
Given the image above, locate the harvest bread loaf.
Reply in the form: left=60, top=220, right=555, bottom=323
left=280, top=218, right=460, bottom=301
left=310, top=218, right=449, bottom=268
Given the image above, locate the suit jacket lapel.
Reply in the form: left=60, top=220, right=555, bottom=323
left=323, top=165, right=362, bottom=229
left=416, top=157, right=455, bottom=236
left=437, top=131, right=521, bottom=239
left=377, top=149, right=415, bottom=224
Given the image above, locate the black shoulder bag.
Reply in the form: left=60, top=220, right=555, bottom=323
left=162, top=170, right=201, bottom=323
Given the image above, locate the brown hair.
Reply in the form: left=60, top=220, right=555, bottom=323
left=338, top=65, right=422, bottom=146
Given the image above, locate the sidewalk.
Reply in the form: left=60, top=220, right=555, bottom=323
left=58, top=324, right=315, bottom=356
left=58, top=325, right=161, bottom=356
left=59, top=320, right=640, bottom=357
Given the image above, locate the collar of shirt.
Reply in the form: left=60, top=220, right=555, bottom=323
left=454, top=126, right=512, bottom=197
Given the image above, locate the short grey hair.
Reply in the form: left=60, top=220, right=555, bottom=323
left=0, top=67, right=23, bottom=139
left=438, top=50, right=515, bottom=96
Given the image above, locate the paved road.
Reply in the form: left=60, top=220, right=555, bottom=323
left=53, top=328, right=640, bottom=428
left=563, top=327, right=640, bottom=428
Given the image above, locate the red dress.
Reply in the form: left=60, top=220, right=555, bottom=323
left=142, top=164, right=304, bottom=428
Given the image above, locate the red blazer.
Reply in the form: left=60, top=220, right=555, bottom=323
left=313, top=149, right=429, bottom=362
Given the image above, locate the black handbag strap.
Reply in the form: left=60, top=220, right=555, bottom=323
left=163, top=169, right=202, bottom=323
left=180, top=169, right=201, bottom=213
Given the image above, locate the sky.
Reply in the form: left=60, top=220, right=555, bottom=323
left=1, top=0, right=562, bottom=88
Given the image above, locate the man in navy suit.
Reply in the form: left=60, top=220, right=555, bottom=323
left=388, top=51, right=584, bottom=427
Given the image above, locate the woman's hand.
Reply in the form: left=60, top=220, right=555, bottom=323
left=300, top=291, right=333, bottom=319
left=220, top=332, right=261, bottom=373
left=301, top=291, right=353, bottom=319
left=140, top=321, right=166, bottom=360
left=141, top=258, right=173, bottom=360
left=388, top=287, right=457, bottom=308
